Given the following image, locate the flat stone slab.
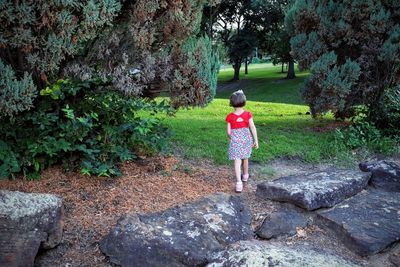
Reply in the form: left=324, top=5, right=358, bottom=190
left=100, top=193, right=252, bottom=267
left=256, top=205, right=312, bottom=239
left=317, top=189, right=400, bottom=256
left=207, top=240, right=360, bottom=267
left=359, top=160, right=400, bottom=192
left=0, top=190, right=63, bottom=267
left=256, top=169, right=370, bottom=210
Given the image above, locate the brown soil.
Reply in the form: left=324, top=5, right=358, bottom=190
left=0, top=156, right=398, bottom=267
left=0, top=156, right=233, bottom=266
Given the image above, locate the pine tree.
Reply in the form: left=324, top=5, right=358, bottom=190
left=63, top=0, right=220, bottom=107
left=0, top=0, right=121, bottom=116
left=1, top=0, right=220, bottom=116
left=286, top=0, right=400, bottom=119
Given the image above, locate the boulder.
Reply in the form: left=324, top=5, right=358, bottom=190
left=316, top=189, right=400, bottom=256
left=0, top=190, right=64, bottom=267
left=255, top=204, right=312, bottom=239
left=100, top=193, right=252, bottom=267
left=359, top=160, right=400, bottom=192
left=256, top=169, right=370, bottom=210
left=207, top=240, right=360, bottom=267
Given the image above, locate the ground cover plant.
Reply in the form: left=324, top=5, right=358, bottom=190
left=0, top=79, right=172, bottom=179
left=165, top=63, right=399, bottom=165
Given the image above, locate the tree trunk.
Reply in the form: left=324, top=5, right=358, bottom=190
left=281, top=62, right=284, bottom=73
left=286, top=60, right=296, bottom=79
left=245, top=57, right=248, bottom=75
left=233, top=60, right=241, bottom=81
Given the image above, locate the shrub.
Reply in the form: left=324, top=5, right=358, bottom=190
left=334, top=106, right=397, bottom=154
left=0, top=79, right=172, bottom=179
left=372, top=85, right=400, bottom=135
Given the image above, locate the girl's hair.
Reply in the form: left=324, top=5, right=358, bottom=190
left=230, top=90, right=246, bottom=107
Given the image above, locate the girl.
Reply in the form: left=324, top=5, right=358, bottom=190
left=225, top=90, right=259, bottom=193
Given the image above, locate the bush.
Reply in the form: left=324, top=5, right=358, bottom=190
left=0, top=79, right=172, bottom=179
left=334, top=106, right=397, bottom=154
left=372, top=85, right=400, bottom=135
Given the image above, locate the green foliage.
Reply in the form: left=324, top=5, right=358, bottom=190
left=227, top=32, right=257, bottom=64
left=302, top=52, right=361, bottom=117
left=372, top=85, right=400, bottom=134
left=0, top=0, right=121, bottom=115
left=0, top=59, right=36, bottom=116
left=334, top=107, right=397, bottom=154
left=170, top=36, right=219, bottom=107
left=287, top=0, right=400, bottom=124
left=0, top=79, right=172, bottom=179
left=69, top=0, right=218, bottom=108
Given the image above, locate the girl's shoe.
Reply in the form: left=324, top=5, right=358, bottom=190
left=242, top=174, right=249, bottom=182
left=235, top=182, right=243, bottom=193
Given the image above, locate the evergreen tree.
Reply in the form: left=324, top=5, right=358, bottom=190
left=62, top=0, right=220, bottom=108
left=286, top=0, right=400, bottom=119
left=1, top=0, right=220, bottom=116
left=0, top=0, right=121, bottom=116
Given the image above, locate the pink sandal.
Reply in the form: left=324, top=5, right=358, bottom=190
left=235, top=182, right=243, bottom=193
left=242, top=174, right=249, bottom=182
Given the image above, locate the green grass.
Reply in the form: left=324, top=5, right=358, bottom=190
left=164, top=63, right=344, bottom=164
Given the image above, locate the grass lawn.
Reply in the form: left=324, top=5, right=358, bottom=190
left=164, top=63, right=345, bottom=165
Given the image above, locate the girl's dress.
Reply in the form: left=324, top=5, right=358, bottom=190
left=226, top=111, right=253, bottom=160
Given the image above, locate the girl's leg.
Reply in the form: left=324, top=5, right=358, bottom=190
left=234, top=159, right=242, bottom=183
left=242, top=159, right=249, bottom=181
left=243, top=159, right=249, bottom=176
left=234, top=159, right=243, bottom=192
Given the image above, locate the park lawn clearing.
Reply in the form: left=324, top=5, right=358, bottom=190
left=165, top=63, right=344, bottom=165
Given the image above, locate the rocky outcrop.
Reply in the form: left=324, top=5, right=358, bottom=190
left=256, top=169, right=370, bottom=210
left=316, top=189, right=400, bottom=256
left=100, top=193, right=252, bottom=267
left=359, top=160, right=400, bottom=192
left=207, top=240, right=360, bottom=267
left=255, top=204, right=312, bottom=239
left=0, top=190, right=64, bottom=267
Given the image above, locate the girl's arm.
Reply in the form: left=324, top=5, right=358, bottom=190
left=249, top=118, right=259, bottom=149
left=227, top=123, right=231, bottom=138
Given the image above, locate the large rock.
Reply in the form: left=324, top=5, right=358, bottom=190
left=100, top=193, right=252, bottom=267
left=256, top=169, right=370, bottom=210
left=0, top=190, right=64, bottom=267
left=359, top=160, right=400, bottom=192
left=255, top=204, right=312, bottom=239
left=316, top=189, right=400, bottom=256
left=207, top=240, right=360, bottom=267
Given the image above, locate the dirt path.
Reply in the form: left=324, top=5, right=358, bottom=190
left=0, top=156, right=398, bottom=266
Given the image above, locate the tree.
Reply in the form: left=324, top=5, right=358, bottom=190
left=267, top=29, right=296, bottom=79
left=227, top=31, right=257, bottom=80
left=286, top=0, right=400, bottom=119
left=254, top=0, right=296, bottom=79
left=65, top=0, right=219, bottom=108
left=0, top=0, right=220, bottom=116
left=0, top=0, right=121, bottom=116
left=0, top=0, right=220, bottom=178
left=210, top=0, right=283, bottom=80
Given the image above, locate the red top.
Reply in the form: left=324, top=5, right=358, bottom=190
left=225, top=111, right=252, bottom=129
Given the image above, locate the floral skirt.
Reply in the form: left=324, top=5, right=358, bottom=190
left=228, top=127, right=253, bottom=160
